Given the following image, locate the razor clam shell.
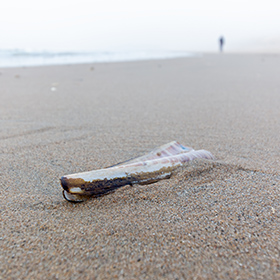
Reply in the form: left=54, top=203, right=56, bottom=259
left=61, top=142, right=214, bottom=202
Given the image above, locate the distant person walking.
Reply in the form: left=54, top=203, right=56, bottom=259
left=219, top=36, right=225, bottom=52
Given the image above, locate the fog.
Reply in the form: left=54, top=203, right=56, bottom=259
left=0, top=0, right=279, bottom=52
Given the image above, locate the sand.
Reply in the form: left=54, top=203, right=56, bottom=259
left=0, top=54, right=280, bottom=279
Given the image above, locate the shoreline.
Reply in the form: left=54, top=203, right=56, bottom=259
left=1, top=51, right=280, bottom=69
left=0, top=49, right=195, bottom=68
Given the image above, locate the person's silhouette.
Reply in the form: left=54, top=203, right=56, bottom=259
left=219, top=36, right=225, bottom=52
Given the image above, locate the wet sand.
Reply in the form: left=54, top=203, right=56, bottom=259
left=0, top=54, right=280, bottom=279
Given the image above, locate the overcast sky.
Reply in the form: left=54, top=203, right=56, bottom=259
left=0, top=0, right=280, bottom=52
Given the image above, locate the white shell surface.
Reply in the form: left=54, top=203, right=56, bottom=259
left=64, top=149, right=214, bottom=183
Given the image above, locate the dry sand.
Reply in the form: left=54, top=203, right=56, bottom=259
left=0, top=54, right=280, bottom=279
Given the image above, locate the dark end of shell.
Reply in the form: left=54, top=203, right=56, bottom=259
left=60, top=177, right=69, bottom=191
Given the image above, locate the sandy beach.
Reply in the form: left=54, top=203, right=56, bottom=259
left=1, top=54, right=280, bottom=279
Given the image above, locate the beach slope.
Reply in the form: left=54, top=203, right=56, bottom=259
left=0, top=54, right=280, bottom=279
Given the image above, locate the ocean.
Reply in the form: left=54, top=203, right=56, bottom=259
left=0, top=49, right=194, bottom=67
